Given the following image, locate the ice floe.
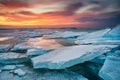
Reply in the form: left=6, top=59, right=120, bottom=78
left=43, top=31, right=88, bottom=39
left=31, top=45, right=118, bottom=69
left=99, top=56, right=120, bottom=80
left=0, top=44, right=11, bottom=52
left=0, top=52, right=28, bottom=64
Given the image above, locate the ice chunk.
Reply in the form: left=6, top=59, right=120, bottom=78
left=106, top=50, right=120, bottom=57
left=75, top=38, right=120, bottom=45
left=35, top=70, right=88, bottom=80
left=31, top=45, right=117, bottom=69
left=0, top=44, right=11, bottom=52
left=78, top=28, right=111, bottom=39
left=14, top=69, right=26, bottom=77
left=4, top=30, right=54, bottom=38
left=11, top=42, right=38, bottom=52
left=27, top=48, right=47, bottom=56
left=104, top=25, right=120, bottom=40
left=0, top=52, right=28, bottom=64
left=0, top=69, right=88, bottom=80
left=99, top=56, right=120, bottom=80
left=2, top=65, right=16, bottom=70
left=15, top=64, right=25, bottom=68
left=75, top=27, right=120, bottom=44
left=43, top=31, right=88, bottom=39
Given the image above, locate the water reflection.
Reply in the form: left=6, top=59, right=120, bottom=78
left=26, top=37, right=64, bottom=50
left=0, top=37, right=13, bottom=41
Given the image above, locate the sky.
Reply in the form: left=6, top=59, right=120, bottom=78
left=0, top=0, right=120, bottom=28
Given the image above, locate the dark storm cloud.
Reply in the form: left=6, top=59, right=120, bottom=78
left=76, top=12, right=120, bottom=27
left=64, top=2, right=84, bottom=15
left=90, top=1, right=101, bottom=4
left=66, top=0, right=120, bottom=14
left=77, top=12, right=120, bottom=22
left=41, top=0, right=120, bottom=16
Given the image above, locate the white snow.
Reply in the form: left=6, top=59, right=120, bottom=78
left=27, top=48, right=47, bottom=56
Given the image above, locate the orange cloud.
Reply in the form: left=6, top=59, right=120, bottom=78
left=0, top=13, right=79, bottom=26
left=0, top=0, right=120, bottom=28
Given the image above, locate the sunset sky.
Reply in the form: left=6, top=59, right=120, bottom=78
left=0, top=0, right=120, bottom=28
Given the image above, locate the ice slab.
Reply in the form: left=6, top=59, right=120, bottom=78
left=31, top=45, right=118, bottom=69
left=43, top=31, right=88, bottom=39
left=75, top=38, right=120, bottom=45
left=27, top=48, right=48, bottom=56
left=0, top=44, right=11, bottom=53
left=0, top=52, right=28, bottom=64
left=0, top=68, right=88, bottom=80
left=104, top=25, right=120, bottom=40
left=99, top=56, right=120, bottom=80
left=2, top=65, right=16, bottom=70
left=78, top=28, right=111, bottom=39
left=14, top=69, right=26, bottom=77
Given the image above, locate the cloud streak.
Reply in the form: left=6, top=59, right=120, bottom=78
left=0, top=0, right=120, bottom=28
